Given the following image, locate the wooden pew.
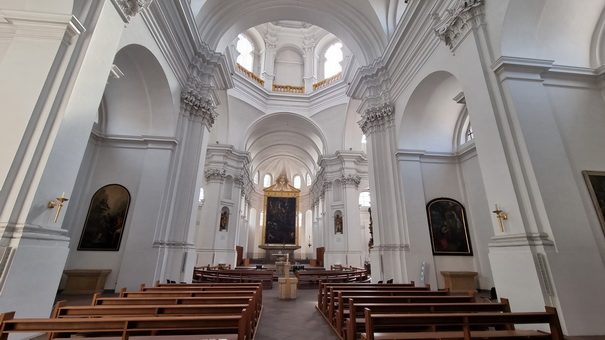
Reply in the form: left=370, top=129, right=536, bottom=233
left=94, top=288, right=263, bottom=323
left=153, top=281, right=261, bottom=288
left=343, top=298, right=511, bottom=340
left=360, top=306, right=564, bottom=340
left=194, top=269, right=275, bottom=288
left=140, top=285, right=261, bottom=292
left=295, top=269, right=369, bottom=289
left=51, top=301, right=258, bottom=339
left=0, top=309, right=250, bottom=340
left=317, top=283, right=425, bottom=314
left=93, top=295, right=254, bottom=306
left=118, top=289, right=257, bottom=298
left=53, top=301, right=250, bottom=318
left=326, top=290, right=458, bottom=323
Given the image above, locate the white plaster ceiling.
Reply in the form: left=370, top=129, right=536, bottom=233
left=245, top=113, right=326, bottom=185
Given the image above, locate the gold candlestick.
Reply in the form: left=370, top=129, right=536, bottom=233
left=48, top=192, right=69, bottom=223
left=492, top=204, right=508, bottom=232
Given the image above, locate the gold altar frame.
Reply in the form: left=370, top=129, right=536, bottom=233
left=261, top=180, right=300, bottom=246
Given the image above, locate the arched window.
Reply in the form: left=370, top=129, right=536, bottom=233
left=259, top=211, right=264, bottom=226
left=359, top=191, right=371, bottom=207
left=324, top=42, right=343, bottom=78
left=306, top=173, right=312, bottom=186
left=263, top=174, right=272, bottom=188
left=459, top=112, right=474, bottom=145
left=361, top=134, right=367, bottom=153
left=198, top=187, right=205, bottom=202
left=253, top=171, right=259, bottom=185
left=293, top=175, right=302, bottom=189
left=236, top=34, right=254, bottom=71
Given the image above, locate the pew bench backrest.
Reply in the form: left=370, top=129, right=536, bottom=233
left=361, top=306, right=564, bottom=340
left=0, top=310, right=249, bottom=340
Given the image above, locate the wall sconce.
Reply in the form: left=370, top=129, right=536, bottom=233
left=48, top=192, right=69, bottom=223
left=492, top=204, right=508, bottom=232
left=308, top=236, right=312, bottom=248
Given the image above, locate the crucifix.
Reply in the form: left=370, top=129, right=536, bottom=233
left=492, top=204, right=508, bottom=232
left=48, top=192, right=69, bottom=223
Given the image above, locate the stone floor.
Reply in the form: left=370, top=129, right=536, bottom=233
left=255, top=286, right=338, bottom=340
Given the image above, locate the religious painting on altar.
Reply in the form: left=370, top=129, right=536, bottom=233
left=583, top=170, right=605, bottom=234
left=426, top=197, right=472, bottom=256
left=262, top=175, right=300, bottom=245
left=78, top=184, right=130, bottom=251
left=264, top=196, right=297, bottom=244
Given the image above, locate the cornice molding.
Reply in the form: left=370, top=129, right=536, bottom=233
left=489, top=232, right=554, bottom=248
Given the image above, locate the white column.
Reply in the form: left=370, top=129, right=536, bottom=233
left=261, top=30, right=277, bottom=91
left=302, top=39, right=317, bottom=93
left=360, top=103, right=408, bottom=283
left=195, top=145, right=251, bottom=268
left=0, top=0, right=130, bottom=319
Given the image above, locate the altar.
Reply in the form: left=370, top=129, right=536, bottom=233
left=259, top=244, right=301, bottom=263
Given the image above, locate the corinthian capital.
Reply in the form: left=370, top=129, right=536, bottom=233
left=181, top=85, right=217, bottom=127
left=358, top=102, right=395, bottom=135
left=115, top=0, right=153, bottom=19
left=434, top=0, right=484, bottom=52
left=341, top=173, right=361, bottom=189
left=204, top=168, right=226, bottom=182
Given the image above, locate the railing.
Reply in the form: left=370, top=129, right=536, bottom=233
left=236, top=63, right=264, bottom=86
left=272, top=84, right=304, bottom=93
left=313, top=72, right=342, bottom=91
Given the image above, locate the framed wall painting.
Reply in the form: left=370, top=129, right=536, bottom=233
left=264, top=196, right=297, bottom=244
left=426, top=197, right=473, bottom=256
left=262, top=176, right=300, bottom=245
left=78, top=184, right=131, bottom=251
left=582, top=170, right=605, bottom=235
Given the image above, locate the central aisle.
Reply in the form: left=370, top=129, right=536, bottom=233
left=256, top=286, right=339, bottom=340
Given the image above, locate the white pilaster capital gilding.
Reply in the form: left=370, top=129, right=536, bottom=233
left=358, top=102, right=395, bottom=135
left=434, top=0, right=484, bottom=52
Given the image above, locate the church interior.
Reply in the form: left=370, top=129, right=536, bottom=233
left=1, top=0, right=605, bottom=338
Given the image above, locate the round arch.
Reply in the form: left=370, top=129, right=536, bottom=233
left=102, top=44, right=175, bottom=137
left=244, top=112, right=327, bottom=184
left=194, top=0, right=386, bottom=65
left=398, top=71, right=464, bottom=153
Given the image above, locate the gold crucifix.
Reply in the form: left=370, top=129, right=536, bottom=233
left=48, top=192, right=69, bottom=223
left=492, top=204, right=508, bottom=232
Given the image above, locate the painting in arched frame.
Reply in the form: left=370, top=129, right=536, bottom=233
left=78, top=184, right=131, bottom=251
left=426, top=197, right=472, bottom=256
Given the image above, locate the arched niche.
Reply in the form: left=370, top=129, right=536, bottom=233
left=274, top=46, right=304, bottom=86
left=219, top=206, right=230, bottom=231
left=101, top=44, right=175, bottom=137
left=223, top=175, right=234, bottom=200
left=398, top=71, right=464, bottom=153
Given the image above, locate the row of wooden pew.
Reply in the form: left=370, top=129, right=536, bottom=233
left=315, top=282, right=564, bottom=340
left=193, top=267, right=275, bottom=289
left=295, top=268, right=370, bottom=288
left=0, top=282, right=263, bottom=340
